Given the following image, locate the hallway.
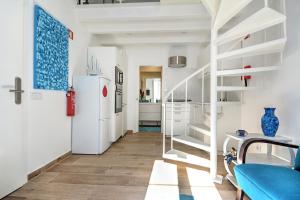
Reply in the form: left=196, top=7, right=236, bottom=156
left=5, top=133, right=236, bottom=200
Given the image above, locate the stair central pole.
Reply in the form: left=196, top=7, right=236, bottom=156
left=210, top=18, right=218, bottom=181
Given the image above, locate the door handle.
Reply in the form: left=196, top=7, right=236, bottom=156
left=9, top=89, right=24, bottom=93
left=9, top=77, right=24, bottom=105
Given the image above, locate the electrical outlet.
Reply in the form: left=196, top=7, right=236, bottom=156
left=255, top=144, right=262, bottom=153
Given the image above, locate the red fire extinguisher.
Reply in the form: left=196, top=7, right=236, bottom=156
left=66, top=87, right=75, bottom=117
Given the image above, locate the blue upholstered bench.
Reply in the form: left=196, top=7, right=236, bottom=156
left=234, top=138, right=300, bottom=200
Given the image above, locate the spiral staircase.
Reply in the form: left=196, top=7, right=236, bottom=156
left=162, top=0, right=287, bottom=183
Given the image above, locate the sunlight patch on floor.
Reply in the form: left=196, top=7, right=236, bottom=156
left=186, top=167, right=215, bottom=187
left=190, top=187, right=223, bottom=200
left=144, top=160, right=234, bottom=200
left=145, top=185, right=180, bottom=200
left=186, top=168, right=235, bottom=200
left=149, top=160, right=178, bottom=185
left=145, top=160, right=180, bottom=200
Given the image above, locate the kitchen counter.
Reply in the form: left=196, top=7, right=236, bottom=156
left=139, top=103, right=161, bottom=122
left=139, top=102, right=161, bottom=105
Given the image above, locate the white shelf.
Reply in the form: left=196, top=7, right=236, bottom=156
left=217, top=86, right=255, bottom=92
left=214, top=0, right=253, bottom=30
left=163, top=149, right=211, bottom=168
left=217, top=101, right=241, bottom=105
left=217, top=66, right=279, bottom=77
left=217, top=39, right=286, bottom=61
left=173, top=135, right=211, bottom=152
left=217, top=7, right=286, bottom=45
left=226, top=133, right=292, bottom=143
left=232, top=153, right=292, bottom=166
left=189, top=101, right=240, bottom=106
left=189, top=124, right=211, bottom=137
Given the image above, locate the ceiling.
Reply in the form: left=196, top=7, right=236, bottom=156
left=75, top=2, right=211, bottom=46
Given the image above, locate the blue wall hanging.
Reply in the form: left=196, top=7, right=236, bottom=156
left=34, top=5, right=69, bottom=91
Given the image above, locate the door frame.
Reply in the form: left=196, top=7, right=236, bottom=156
left=137, top=66, right=163, bottom=132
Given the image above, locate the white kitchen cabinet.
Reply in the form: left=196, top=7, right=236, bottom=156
left=115, top=112, right=123, bottom=139
left=189, top=103, right=205, bottom=125
left=164, top=103, right=190, bottom=136
left=139, top=103, right=162, bottom=122
left=165, top=119, right=186, bottom=136
left=120, top=50, right=128, bottom=136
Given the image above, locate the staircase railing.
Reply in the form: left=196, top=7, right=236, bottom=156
left=77, top=0, right=160, bottom=5
left=162, top=63, right=210, bottom=153
left=162, top=0, right=287, bottom=185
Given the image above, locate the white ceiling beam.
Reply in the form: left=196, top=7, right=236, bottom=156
left=86, top=20, right=211, bottom=34
left=93, top=33, right=210, bottom=45
left=75, top=3, right=209, bottom=22
left=201, top=0, right=220, bottom=16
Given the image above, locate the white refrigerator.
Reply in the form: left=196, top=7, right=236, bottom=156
left=72, top=76, right=112, bottom=154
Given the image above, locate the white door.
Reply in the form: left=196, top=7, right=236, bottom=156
left=0, top=0, right=27, bottom=198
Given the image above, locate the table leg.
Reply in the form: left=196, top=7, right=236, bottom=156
left=267, top=144, right=272, bottom=157
left=223, top=137, right=233, bottom=176
left=289, top=148, right=296, bottom=166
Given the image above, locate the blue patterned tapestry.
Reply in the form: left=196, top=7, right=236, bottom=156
left=34, top=5, right=69, bottom=91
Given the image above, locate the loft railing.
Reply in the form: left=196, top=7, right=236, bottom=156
left=77, top=0, right=160, bottom=5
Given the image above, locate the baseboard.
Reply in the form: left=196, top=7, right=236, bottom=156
left=27, top=151, right=71, bottom=180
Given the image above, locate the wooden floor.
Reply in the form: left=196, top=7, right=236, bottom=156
left=5, top=132, right=237, bottom=200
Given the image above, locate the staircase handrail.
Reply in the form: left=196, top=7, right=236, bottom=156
left=163, top=63, right=210, bottom=102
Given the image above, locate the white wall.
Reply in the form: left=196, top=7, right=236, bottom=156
left=240, top=1, right=300, bottom=150
left=125, top=44, right=206, bottom=132
left=24, top=0, right=91, bottom=173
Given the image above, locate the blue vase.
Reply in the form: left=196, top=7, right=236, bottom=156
left=261, top=108, right=279, bottom=137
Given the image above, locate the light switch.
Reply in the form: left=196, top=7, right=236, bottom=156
left=30, top=92, right=43, bottom=100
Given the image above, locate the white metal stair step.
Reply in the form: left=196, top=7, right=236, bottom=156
left=217, top=39, right=286, bottom=61
left=189, top=123, right=211, bottom=136
left=214, top=0, right=253, bottom=30
left=217, top=7, right=286, bottom=45
left=163, top=149, right=211, bottom=168
left=217, top=86, right=255, bottom=92
left=217, top=66, right=279, bottom=76
left=172, top=135, right=211, bottom=152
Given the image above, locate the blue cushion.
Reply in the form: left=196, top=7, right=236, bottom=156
left=295, top=147, right=300, bottom=171
left=234, top=164, right=300, bottom=200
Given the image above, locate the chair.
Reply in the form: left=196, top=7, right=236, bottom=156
left=234, top=138, right=300, bottom=200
